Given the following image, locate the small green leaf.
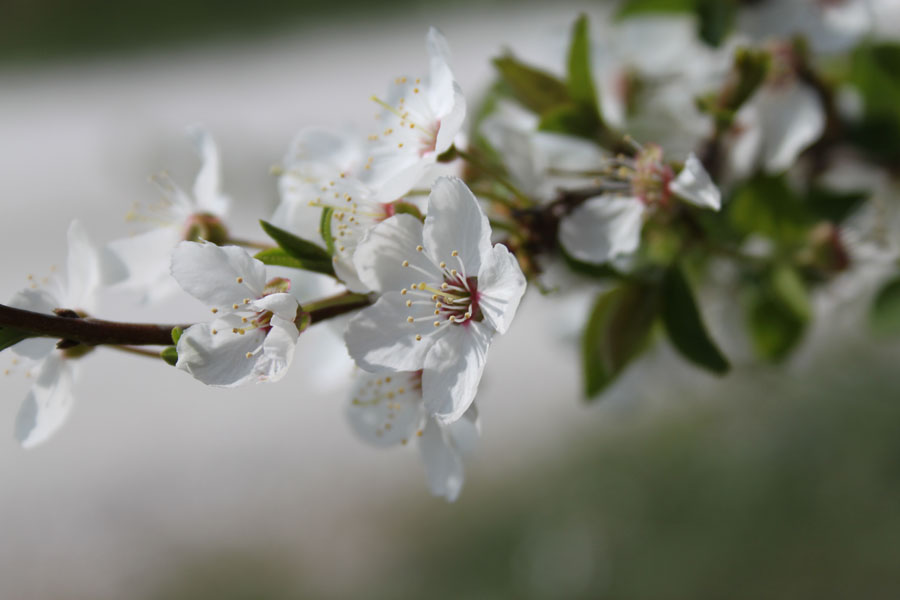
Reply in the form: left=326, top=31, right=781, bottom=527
left=319, top=207, right=335, bottom=255
left=0, top=326, right=34, bottom=353
left=661, top=265, right=730, bottom=374
left=582, top=283, right=659, bottom=399
left=160, top=346, right=178, bottom=366
left=695, top=0, right=737, bottom=47
left=538, top=103, right=601, bottom=140
left=259, top=220, right=335, bottom=277
left=771, top=264, right=811, bottom=321
left=170, top=327, right=183, bottom=345
left=492, top=55, right=570, bottom=115
left=729, top=174, right=812, bottom=244
left=870, top=276, right=900, bottom=337
left=567, top=14, right=599, bottom=111
left=254, top=248, right=335, bottom=277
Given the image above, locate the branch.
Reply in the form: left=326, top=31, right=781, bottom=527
left=0, top=291, right=372, bottom=349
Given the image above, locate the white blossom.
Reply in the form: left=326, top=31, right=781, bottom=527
left=344, top=176, right=526, bottom=424
left=171, top=242, right=301, bottom=386
left=346, top=369, right=479, bottom=501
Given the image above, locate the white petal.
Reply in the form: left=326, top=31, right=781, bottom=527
left=175, top=316, right=266, bottom=387
left=171, top=242, right=267, bottom=309
left=253, top=315, right=298, bottom=383
left=333, top=255, right=370, bottom=294
left=423, top=321, right=493, bottom=425
left=15, top=354, right=76, bottom=449
left=188, top=125, right=230, bottom=216
left=367, top=149, right=431, bottom=204
left=250, top=292, right=299, bottom=321
left=477, top=244, right=526, bottom=335
left=669, top=153, right=721, bottom=211
left=423, top=177, right=492, bottom=276
left=8, top=288, right=59, bottom=359
left=353, top=214, right=441, bottom=293
left=434, top=86, right=466, bottom=155
left=558, top=196, right=645, bottom=264
left=344, top=293, right=440, bottom=372
left=346, top=370, right=425, bottom=447
left=417, top=417, right=465, bottom=502
left=65, top=220, right=101, bottom=312
left=444, top=402, right=481, bottom=456
left=106, top=226, right=182, bottom=299
left=758, top=83, right=826, bottom=173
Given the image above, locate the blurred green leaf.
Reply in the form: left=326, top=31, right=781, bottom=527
left=616, top=0, right=694, bottom=18
left=729, top=174, right=811, bottom=244
left=870, top=276, right=900, bottom=337
left=695, top=0, right=737, bottom=47
left=744, top=265, right=811, bottom=362
left=805, top=186, right=866, bottom=223
left=567, top=15, right=599, bottom=114
left=583, top=283, right=659, bottom=398
left=492, top=56, right=569, bottom=115
left=848, top=43, right=900, bottom=163
left=661, top=265, right=730, bottom=374
left=0, top=326, right=34, bottom=353
left=537, top=103, right=602, bottom=140
left=259, top=220, right=335, bottom=276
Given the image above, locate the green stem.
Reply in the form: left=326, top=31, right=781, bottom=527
left=109, top=345, right=165, bottom=360
left=227, top=237, right=274, bottom=251
left=304, top=291, right=371, bottom=324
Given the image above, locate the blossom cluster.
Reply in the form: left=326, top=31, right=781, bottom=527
left=4, top=2, right=900, bottom=501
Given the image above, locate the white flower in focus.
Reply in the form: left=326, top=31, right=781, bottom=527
left=346, top=370, right=479, bottom=501
left=108, top=126, right=231, bottom=303
left=8, top=221, right=122, bottom=448
left=344, top=176, right=526, bottom=424
left=560, top=146, right=721, bottom=265
left=171, top=242, right=301, bottom=386
left=363, top=27, right=467, bottom=203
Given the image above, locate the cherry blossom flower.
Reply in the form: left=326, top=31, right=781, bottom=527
left=8, top=221, right=124, bottom=448
left=275, top=127, right=396, bottom=292
left=344, top=176, right=526, bottom=424
left=559, top=146, right=721, bottom=265
left=171, top=242, right=302, bottom=386
left=108, top=126, right=232, bottom=303
left=363, top=27, right=467, bottom=203
left=346, top=369, right=479, bottom=501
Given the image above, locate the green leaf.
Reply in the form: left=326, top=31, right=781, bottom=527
left=695, top=0, right=737, bottom=47
left=805, top=186, right=866, bottom=224
left=319, top=207, right=335, bottom=255
left=259, top=220, right=335, bottom=276
left=160, top=346, right=178, bottom=366
left=729, top=174, right=812, bottom=244
left=582, top=283, right=659, bottom=399
left=743, top=265, right=811, bottom=362
left=254, top=247, right=335, bottom=276
left=538, top=103, right=601, bottom=140
left=492, top=55, right=569, bottom=115
left=616, top=0, right=693, bottom=18
left=661, top=265, right=730, bottom=374
left=870, top=276, right=900, bottom=337
left=847, top=43, right=900, bottom=162
left=560, top=246, right=621, bottom=280
left=0, top=326, right=34, bottom=353
left=567, top=14, right=598, bottom=111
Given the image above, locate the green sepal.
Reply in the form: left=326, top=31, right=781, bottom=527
left=0, top=326, right=35, bottom=353
left=319, top=207, right=336, bottom=255
left=660, top=265, right=730, bottom=375
left=170, top=327, right=183, bottom=345
left=160, top=346, right=178, bottom=366
left=582, top=282, right=659, bottom=399
left=869, top=276, right=900, bottom=337
left=392, top=201, right=424, bottom=221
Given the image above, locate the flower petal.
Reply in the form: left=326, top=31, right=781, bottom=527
left=175, top=316, right=266, bottom=387
left=189, top=125, right=230, bottom=216
left=353, top=214, right=441, bottom=293
left=106, top=226, right=182, bottom=301
left=15, top=354, right=76, bottom=449
left=669, top=153, right=721, bottom=211
left=171, top=242, right=267, bottom=309
left=477, top=243, right=526, bottom=335
left=8, top=288, right=58, bottom=359
left=253, top=315, right=298, bottom=383
left=344, top=293, right=440, bottom=372
left=423, top=177, right=492, bottom=277
left=346, top=370, right=425, bottom=447
left=250, top=292, right=299, bottom=321
left=65, top=220, right=102, bottom=312
left=422, top=320, right=492, bottom=425
left=558, top=196, right=645, bottom=264
left=417, top=417, right=465, bottom=502
left=758, top=83, right=826, bottom=173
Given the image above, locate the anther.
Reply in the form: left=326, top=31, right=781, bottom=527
left=451, top=250, right=459, bottom=257
left=212, top=329, right=218, bottom=335
left=236, top=277, right=243, bottom=283
left=433, top=321, right=440, bottom=327
left=401, top=289, right=408, bottom=295
left=416, top=245, right=423, bottom=252
left=232, top=303, right=239, bottom=309
left=211, top=308, right=218, bottom=314
left=407, top=316, right=414, bottom=323
left=406, top=300, right=412, bottom=307
left=415, top=335, right=422, bottom=341
left=245, top=352, right=253, bottom=358
left=439, top=262, right=446, bottom=268
left=402, top=260, right=410, bottom=267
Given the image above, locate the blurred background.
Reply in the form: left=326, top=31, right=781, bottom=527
left=2, top=1, right=900, bottom=598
